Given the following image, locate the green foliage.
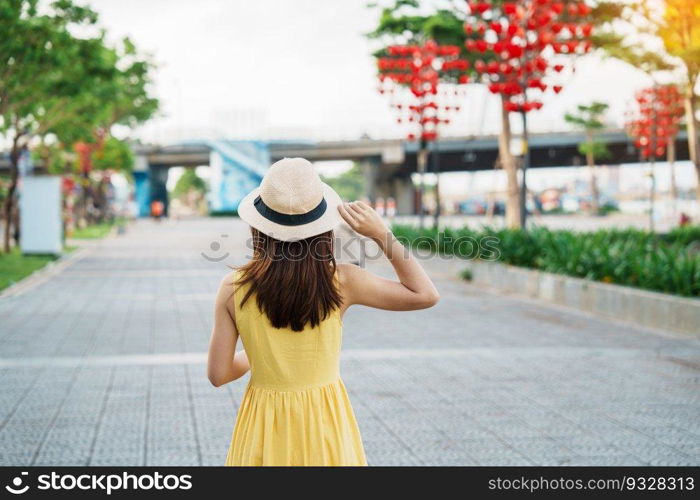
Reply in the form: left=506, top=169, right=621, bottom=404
left=369, top=1, right=628, bottom=68
left=578, top=140, right=611, bottom=161
left=596, top=1, right=677, bottom=74
left=172, top=169, right=206, bottom=199
left=460, top=268, right=473, bottom=281
left=0, top=247, right=59, bottom=291
left=0, top=0, right=159, bottom=250
left=0, top=0, right=157, bottom=160
left=71, top=223, right=113, bottom=239
left=209, top=210, right=239, bottom=217
left=564, top=101, right=609, bottom=130
left=1, top=1, right=104, bottom=139
left=598, top=202, right=619, bottom=215
left=71, top=217, right=126, bottom=239
left=321, top=164, right=365, bottom=201
left=92, top=137, right=134, bottom=172
left=565, top=101, right=611, bottom=163
left=392, top=224, right=700, bottom=297
left=662, top=225, right=700, bottom=247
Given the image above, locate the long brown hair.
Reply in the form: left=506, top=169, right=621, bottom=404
left=236, top=227, right=342, bottom=331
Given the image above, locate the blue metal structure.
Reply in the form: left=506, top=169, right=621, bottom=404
left=205, top=140, right=269, bottom=212
left=135, top=140, right=271, bottom=217
left=133, top=171, right=151, bottom=217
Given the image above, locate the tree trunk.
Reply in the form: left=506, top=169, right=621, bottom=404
left=498, top=97, right=521, bottom=228
left=667, top=138, right=678, bottom=215
left=95, top=176, right=107, bottom=223
left=586, top=131, right=599, bottom=215
left=2, top=138, right=20, bottom=253
left=683, top=87, right=700, bottom=205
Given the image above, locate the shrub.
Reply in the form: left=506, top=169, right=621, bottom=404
left=209, top=209, right=238, bottom=217
left=392, top=224, right=700, bottom=297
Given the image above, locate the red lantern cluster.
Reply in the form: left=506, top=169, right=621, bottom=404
left=377, top=40, right=470, bottom=141
left=625, top=85, right=684, bottom=160
left=464, top=0, right=593, bottom=113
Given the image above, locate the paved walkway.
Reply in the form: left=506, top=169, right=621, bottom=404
left=0, top=218, right=698, bottom=466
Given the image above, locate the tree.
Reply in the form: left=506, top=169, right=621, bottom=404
left=601, top=0, right=700, bottom=207
left=369, top=0, right=622, bottom=228
left=172, top=168, right=206, bottom=200
left=464, top=1, right=595, bottom=228
left=41, top=37, right=158, bottom=225
left=0, top=0, right=99, bottom=251
left=658, top=0, right=700, bottom=204
left=377, top=41, right=469, bottom=228
left=91, top=136, right=134, bottom=173
left=322, top=164, right=365, bottom=202
left=564, top=101, right=610, bottom=214
left=368, top=1, right=527, bottom=225
left=0, top=1, right=158, bottom=249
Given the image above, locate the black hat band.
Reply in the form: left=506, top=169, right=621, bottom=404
left=253, top=196, right=327, bottom=226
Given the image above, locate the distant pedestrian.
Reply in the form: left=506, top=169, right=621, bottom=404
left=207, top=157, right=439, bottom=466
left=150, top=200, right=164, bottom=221
left=679, top=212, right=691, bottom=227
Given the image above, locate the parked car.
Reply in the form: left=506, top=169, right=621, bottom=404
left=458, top=198, right=505, bottom=215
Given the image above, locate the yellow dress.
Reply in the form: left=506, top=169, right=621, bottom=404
left=225, top=271, right=367, bottom=466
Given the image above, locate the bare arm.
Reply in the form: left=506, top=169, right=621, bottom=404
left=207, top=272, right=250, bottom=387
left=337, top=201, right=439, bottom=312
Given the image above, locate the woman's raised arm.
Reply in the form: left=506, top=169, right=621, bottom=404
left=337, top=201, right=439, bottom=312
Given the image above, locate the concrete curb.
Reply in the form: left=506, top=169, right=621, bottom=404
left=421, top=256, right=700, bottom=335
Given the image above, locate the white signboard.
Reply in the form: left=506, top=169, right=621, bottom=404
left=20, top=176, right=63, bottom=255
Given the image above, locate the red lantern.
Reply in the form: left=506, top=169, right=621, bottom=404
left=626, top=84, right=684, bottom=160
left=377, top=40, right=470, bottom=143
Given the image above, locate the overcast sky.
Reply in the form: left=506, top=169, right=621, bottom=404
left=90, top=0, right=656, bottom=144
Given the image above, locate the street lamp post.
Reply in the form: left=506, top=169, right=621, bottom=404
left=519, top=109, right=530, bottom=228
left=432, top=139, right=441, bottom=229
left=417, top=139, right=428, bottom=228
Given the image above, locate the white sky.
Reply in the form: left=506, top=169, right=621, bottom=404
left=90, top=0, right=659, bottom=144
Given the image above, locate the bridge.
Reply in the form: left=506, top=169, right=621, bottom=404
left=1, top=130, right=689, bottom=216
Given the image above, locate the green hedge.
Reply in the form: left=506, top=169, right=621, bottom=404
left=209, top=210, right=238, bottom=217
left=392, top=224, right=700, bottom=298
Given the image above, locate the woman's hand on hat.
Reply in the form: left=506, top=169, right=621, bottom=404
left=338, top=201, right=390, bottom=242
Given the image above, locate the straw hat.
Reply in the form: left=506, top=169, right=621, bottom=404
left=238, top=157, right=344, bottom=241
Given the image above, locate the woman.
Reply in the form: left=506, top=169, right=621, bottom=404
left=207, top=157, right=439, bottom=466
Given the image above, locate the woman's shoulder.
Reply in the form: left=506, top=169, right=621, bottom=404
left=336, top=262, right=367, bottom=290
left=216, top=269, right=241, bottom=301
left=219, top=269, right=239, bottom=288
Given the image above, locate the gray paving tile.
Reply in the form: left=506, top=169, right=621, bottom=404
left=1, top=218, right=698, bottom=466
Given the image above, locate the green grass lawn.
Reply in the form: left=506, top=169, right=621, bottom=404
left=70, top=218, right=127, bottom=239
left=0, top=248, right=62, bottom=291
left=71, top=222, right=114, bottom=239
